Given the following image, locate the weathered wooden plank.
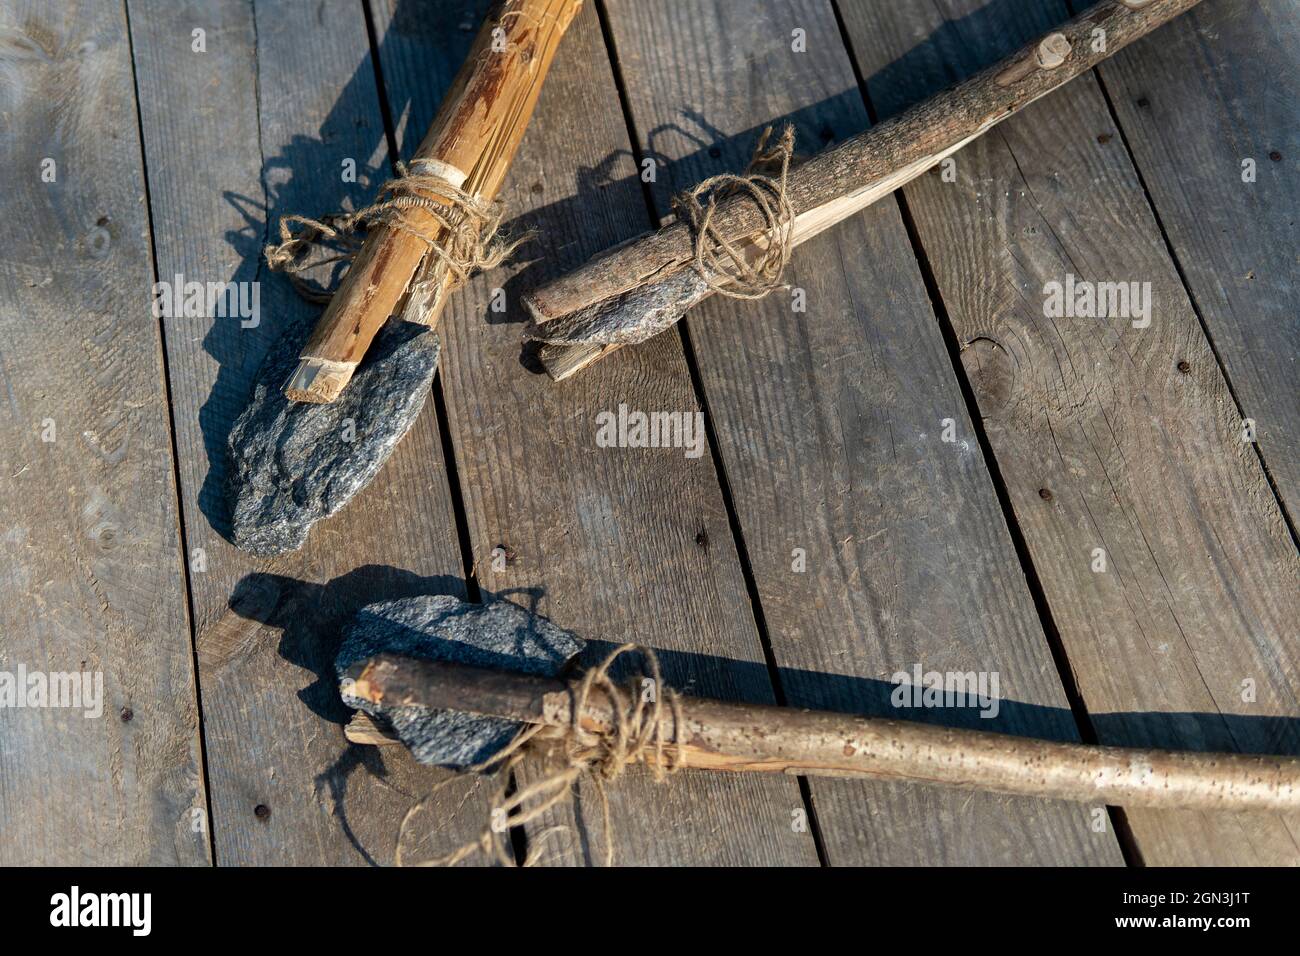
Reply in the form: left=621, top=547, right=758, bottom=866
left=838, top=0, right=1300, bottom=864
left=0, top=0, right=206, bottom=864
left=369, top=0, right=819, bottom=865
left=601, top=0, right=1121, bottom=865
left=1093, top=0, right=1299, bottom=516
left=128, top=0, right=492, bottom=865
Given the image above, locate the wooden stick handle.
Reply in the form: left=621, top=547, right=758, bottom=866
left=284, top=0, right=582, bottom=403
left=526, top=0, right=1202, bottom=380
left=346, top=654, right=1300, bottom=812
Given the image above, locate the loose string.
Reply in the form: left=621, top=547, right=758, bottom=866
left=264, top=159, right=529, bottom=305
left=395, top=643, right=686, bottom=868
left=672, top=124, right=797, bottom=300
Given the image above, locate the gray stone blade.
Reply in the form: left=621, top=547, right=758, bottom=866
left=336, top=595, right=586, bottom=769
left=226, top=317, right=439, bottom=556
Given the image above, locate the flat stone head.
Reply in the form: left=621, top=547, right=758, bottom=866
left=335, top=595, right=585, bottom=770
left=227, top=316, right=440, bottom=557
left=523, top=266, right=709, bottom=347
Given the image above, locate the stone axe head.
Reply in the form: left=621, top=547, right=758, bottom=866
left=335, top=595, right=585, bottom=769
left=226, top=316, right=440, bottom=557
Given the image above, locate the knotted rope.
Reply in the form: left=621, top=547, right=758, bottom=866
left=672, top=124, right=796, bottom=300
left=396, top=643, right=686, bottom=868
left=264, top=159, right=528, bottom=304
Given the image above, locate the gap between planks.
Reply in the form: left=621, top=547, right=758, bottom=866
left=593, top=0, right=831, bottom=863
left=123, top=0, right=218, bottom=866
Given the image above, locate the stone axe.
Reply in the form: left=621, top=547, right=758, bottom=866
left=522, top=0, right=1204, bottom=380
left=338, top=595, right=1300, bottom=813
left=226, top=0, right=582, bottom=556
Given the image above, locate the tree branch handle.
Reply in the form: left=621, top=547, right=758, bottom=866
left=525, top=0, right=1203, bottom=380
left=347, top=654, right=1300, bottom=812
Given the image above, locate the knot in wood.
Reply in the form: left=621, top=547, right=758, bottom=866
left=1036, top=33, right=1071, bottom=69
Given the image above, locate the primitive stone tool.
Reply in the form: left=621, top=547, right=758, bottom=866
left=226, top=0, right=581, bottom=556
left=339, top=595, right=1300, bottom=813
left=523, top=0, right=1204, bottom=380
left=336, top=594, right=585, bottom=768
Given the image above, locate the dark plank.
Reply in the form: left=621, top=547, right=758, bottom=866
left=0, top=0, right=207, bottom=864
left=369, top=0, right=819, bottom=865
left=1093, top=0, right=1300, bottom=515
left=601, top=0, right=1121, bottom=864
left=838, top=0, right=1300, bottom=864
left=128, top=0, right=493, bottom=865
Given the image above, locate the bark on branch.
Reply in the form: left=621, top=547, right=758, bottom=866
left=346, top=653, right=1300, bottom=812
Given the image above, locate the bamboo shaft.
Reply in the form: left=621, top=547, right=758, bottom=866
left=285, top=0, right=582, bottom=403
left=346, top=654, right=1300, bottom=812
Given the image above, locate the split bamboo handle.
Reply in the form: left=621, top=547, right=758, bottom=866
left=285, top=0, right=583, bottom=403
left=525, top=0, right=1203, bottom=380
left=346, top=654, right=1300, bottom=812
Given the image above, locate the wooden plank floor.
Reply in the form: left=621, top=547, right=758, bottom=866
left=601, top=0, right=1119, bottom=866
left=839, top=0, right=1299, bottom=867
left=0, top=0, right=206, bottom=866
left=0, top=0, right=1294, bottom=866
left=127, top=0, right=490, bottom=866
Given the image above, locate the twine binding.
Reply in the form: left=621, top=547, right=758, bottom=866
left=264, top=158, right=528, bottom=306
left=396, top=643, right=686, bottom=868
left=673, top=124, right=797, bottom=300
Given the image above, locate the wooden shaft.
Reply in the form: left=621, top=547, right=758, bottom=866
left=345, top=711, right=399, bottom=745
left=525, top=0, right=1202, bottom=379
left=284, top=0, right=582, bottom=403
left=345, top=654, right=1300, bottom=812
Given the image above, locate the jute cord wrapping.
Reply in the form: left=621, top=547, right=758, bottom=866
left=395, top=643, right=686, bottom=868
left=672, top=124, right=797, bottom=300
left=264, top=159, right=529, bottom=305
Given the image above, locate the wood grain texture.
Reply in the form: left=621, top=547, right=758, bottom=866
left=0, top=0, right=207, bottom=864
left=601, top=0, right=1120, bottom=865
left=838, top=0, right=1300, bottom=865
left=370, top=0, right=819, bottom=866
left=128, top=0, right=493, bottom=866
left=1091, top=0, right=1300, bottom=517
